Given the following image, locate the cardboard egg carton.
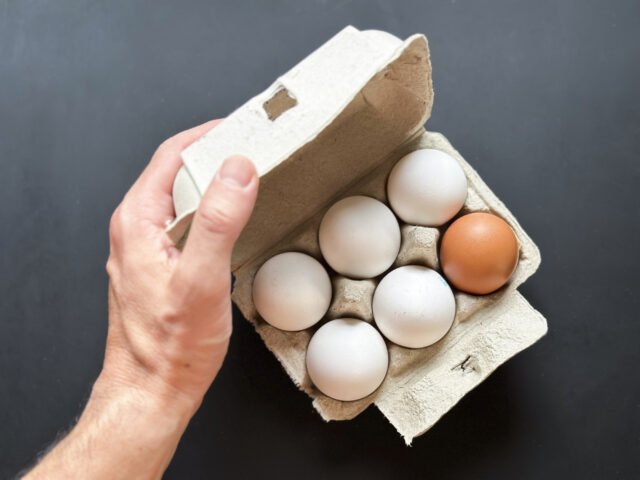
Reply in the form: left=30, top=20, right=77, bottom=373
left=168, top=26, right=548, bottom=444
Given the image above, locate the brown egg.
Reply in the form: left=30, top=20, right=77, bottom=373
left=440, top=212, right=519, bottom=295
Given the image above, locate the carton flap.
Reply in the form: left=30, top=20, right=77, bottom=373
left=168, top=26, right=433, bottom=270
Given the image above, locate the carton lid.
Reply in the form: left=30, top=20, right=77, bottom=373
left=168, top=26, right=433, bottom=270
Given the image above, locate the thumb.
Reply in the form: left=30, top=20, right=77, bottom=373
left=177, top=155, right=259, bottom=289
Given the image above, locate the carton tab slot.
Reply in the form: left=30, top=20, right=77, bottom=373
left=263, top=88, right=297, bottom=120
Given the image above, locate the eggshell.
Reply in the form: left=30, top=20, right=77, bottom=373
left=440, top=212, right=519, bottom=295
left=172, top=166, right=200, bottom=218
left=253, top=252, right=332, bottom=331
left=319, top=195, right=401, bottom=279
left=387, top=149, right=467, bottom=226
left=372, top=266, right=456, bottom=348
left=306, top=318, right=389, bottom=401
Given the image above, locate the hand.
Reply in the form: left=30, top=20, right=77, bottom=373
left=25, top=119, right=259, bottom=479
left=102, top=118, right=258, bottom=409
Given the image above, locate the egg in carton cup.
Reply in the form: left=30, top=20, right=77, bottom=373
left=167, top=26, right=548, bottom=444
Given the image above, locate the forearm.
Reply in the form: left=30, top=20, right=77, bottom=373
left=24, top=375, right=196, bottom=480
left=23, top=125, right=257, bottom=478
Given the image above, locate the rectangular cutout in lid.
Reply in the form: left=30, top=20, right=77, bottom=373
left=263, top=88, right=297, bottom=120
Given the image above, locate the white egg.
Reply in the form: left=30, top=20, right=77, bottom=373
left=253, top=252, right=332, bottom=331
left=318, top=196, right=401, bottom=279
left=387, top=149, right=468, bottom=226
left=172, top=166, right=200, bottom=218
left=306, top=319, right=388, bottom=401
left=372, top=266, right=456, bottom=348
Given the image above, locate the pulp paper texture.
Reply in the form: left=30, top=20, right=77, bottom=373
left=169, top=26, right=548, bottom=444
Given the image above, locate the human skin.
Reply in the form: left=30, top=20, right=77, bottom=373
left=24, top=119, right=259, bottom=479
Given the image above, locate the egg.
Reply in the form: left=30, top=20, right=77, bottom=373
left=387, top=149, right=467, bottom=226
left=440, top=212, right=519, bottom=295
left=252, top=252, right=332, bottom=331
left=372, top=266, right=456, bottom=348
left=319, top=196, right=401, bottom=279
left=172, top=165, right=200, bottom=218
left=306, top=319, right=389, bottom=401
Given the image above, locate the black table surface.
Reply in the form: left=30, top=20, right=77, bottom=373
left=1, top=1, right=639, bottom=478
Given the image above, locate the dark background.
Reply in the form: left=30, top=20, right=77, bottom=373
left=1, top=0, right=639, bottom=478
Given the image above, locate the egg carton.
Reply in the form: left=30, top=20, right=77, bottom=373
left=168, top=26, right=548, bottom=444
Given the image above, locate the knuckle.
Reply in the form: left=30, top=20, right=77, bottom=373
left=108, top=200, right=138, bottom=251
left=108, top=205, right=125, bottom=247
left=197, top=201, right=236, bottom=235
left=159, top=300, right=189, bottom=324
left=105, top=253, right=123, bottom=281
left=154, top=136, right=177, bottom=157
left=105, top=256, right=116, bottom=277
left=116, top=203, right=136, bottom=232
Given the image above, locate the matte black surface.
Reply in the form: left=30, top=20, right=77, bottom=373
left=1, top=1, right=639, bottom=478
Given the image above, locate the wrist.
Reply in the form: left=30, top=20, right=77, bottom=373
left=88, top=372, right=199, bottom=431
left=94, top=344, right=206, bottom=418
left=77, top=373, right=195, bottom=479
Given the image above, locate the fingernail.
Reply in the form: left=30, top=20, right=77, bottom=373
left=219, top=155, right=255, bottom=187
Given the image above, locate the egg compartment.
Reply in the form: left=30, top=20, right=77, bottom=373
left=229, top=129, right=545, bottom=428
left=168, top=27, right=547, bottom=443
